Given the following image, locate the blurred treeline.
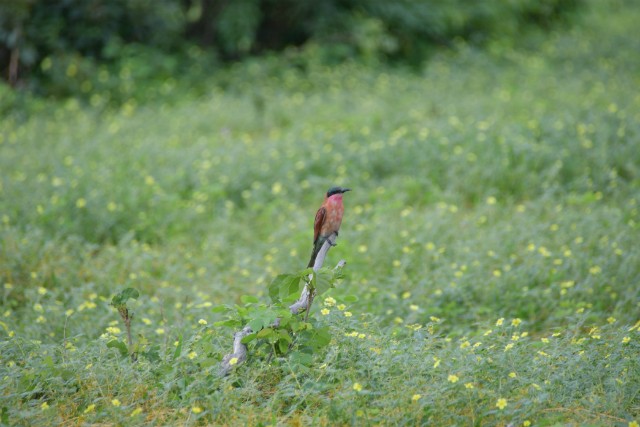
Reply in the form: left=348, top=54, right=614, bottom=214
left=0, top=0, right=581, bottom=102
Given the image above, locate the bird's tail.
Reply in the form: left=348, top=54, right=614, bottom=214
left=307, top=236, right=327, bottom=268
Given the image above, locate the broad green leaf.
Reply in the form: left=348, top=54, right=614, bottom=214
left=307, top=326, right=331, bottom=350
left=268, top=274, right=302, bottom=302
left=342, top=295, right=359, bottom=303
left=241, top=332, right=257, bottom=344
left=214, top=319, right=241, bottom=328
left=313, top=269, right=333, bottom=295
left=256, top=327, right=274, bottom=339
left=248, top=318, right=264, bottom=331
left=290, top=351, right=312, bottom=366
left=211, top=305, right=229, bottom=313
left=278, top=330, right=292, bottom=343
left=107, top=339, right=129, bottom=357
left=240, top=295, right=259, bottom=304
left=111, top=287, right=140, bottom=307
left=278, top=338, right=289, bottom=354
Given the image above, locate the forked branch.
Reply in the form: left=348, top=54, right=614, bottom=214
left=219, top=232, right=343, bottom=376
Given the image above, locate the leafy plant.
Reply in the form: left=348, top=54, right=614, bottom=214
left=110, top=287, right=140, bottom=361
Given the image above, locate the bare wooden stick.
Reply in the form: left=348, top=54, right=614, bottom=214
left=219, top=232, right=344, bottom=376
left=289, top=232, right=339, bottom=315
left=219, top=326, right=252, bottom=376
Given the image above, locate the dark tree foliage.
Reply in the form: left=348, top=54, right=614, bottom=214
left=0, top=0, right=582, bottom=93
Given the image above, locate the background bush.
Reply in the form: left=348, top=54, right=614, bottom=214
left=1, top=0, right=582, bottom=100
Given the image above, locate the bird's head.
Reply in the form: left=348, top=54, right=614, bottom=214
left=326, top=186, right=351, bottom=197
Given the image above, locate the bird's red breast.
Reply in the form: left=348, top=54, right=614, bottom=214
left=314, top=193, right=344, bottom=243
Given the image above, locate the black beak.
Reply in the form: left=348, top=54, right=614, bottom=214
left=342, top=188, right=351, bottom=193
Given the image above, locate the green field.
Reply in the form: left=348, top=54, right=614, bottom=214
left=1, top=1, right=639, bottom=426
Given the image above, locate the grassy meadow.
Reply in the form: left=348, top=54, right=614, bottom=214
left=1, top=1, right=639, bottom=426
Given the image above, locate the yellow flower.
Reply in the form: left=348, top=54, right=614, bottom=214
left=464, top=382, right=474, bottom=389
left=629, top=422, right=639, bottom=427
left=106, top=326, right=121, bottom=335
left=622, top=336, right=631, bottom=344
left=37, top=287, right=47, bottom=295
left=187, top=351, right=197, bottom=360
left=321, top=308, right=330, bottom=315
left=523, top=421, right=531, bottom=427
left=589, top=266, right=601, bottom=275
left=142, top=318, right=152, bottom=325
left=41, top=402, right=49, bottom=410
left=198, top=319, right=208, bottom=325
left=76, top=198, right=87, bottom=208
left=353, top=382, right=363, bottom=392
left=411, top=394, right=422, bottom=401
left=511, top=318, right=522, bottom=327
left=130, top=407, right=143, bottom=417
left=337, top=304, right=346, bottom=311
left=344, top=311, right=353, bottom=317
left=323, top=297, right=336, bottom=307
left=607, top=317, right=616, bottom=324
left=496, top=398, right=507, bottom=410
left=228, top=357, right=238, bottom=366
left=155, top=328, right=165, bottom=335
left=433, top=357, right=441, bottom=368
left=448, top=374, right=459, bottom=383
left=487, top=196, right=497, bottom=205
left=111, top=399, right=121, bottom=407
left=84, top=404, right=96, bottom=413
left=192, top=406, right=203, bottom=414
left=496, top=318, right=504, bottom=326
left=509, top=372, right=517, bottom=378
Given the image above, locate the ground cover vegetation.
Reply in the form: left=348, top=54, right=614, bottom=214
left=1, top=0, right=639, bottom=425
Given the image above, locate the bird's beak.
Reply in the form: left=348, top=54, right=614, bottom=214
left=342, top=188, right=352, bottom=193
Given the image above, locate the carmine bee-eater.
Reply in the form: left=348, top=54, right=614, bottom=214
left=307, top=186, right=351, bottom=268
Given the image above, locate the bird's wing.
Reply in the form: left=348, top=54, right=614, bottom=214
left=313, top=206, right=326, bottom=244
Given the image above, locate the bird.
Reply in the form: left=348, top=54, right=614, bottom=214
left=307, top=186, right=351, bottom=268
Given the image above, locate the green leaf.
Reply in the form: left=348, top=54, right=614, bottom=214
left=278, top=338, right=289, bottom=354
left=313, top=269, right=333, bottom=295
left=268, top=274, right=302, bottom=303
left=107, top=339, right=129, bottom=357
left=241, top=333, right=257, bottom=344
left=278, top=329, right=292, bottom=343
left=290, top=351, right=312, bottom=366
left=342, top=295, right=359, bottom=303
left=307, top=326, right=331, bottom=350
left=211, top=305, right=229, bottom=313
left=248, top=318, right=264, bottom=331
left=256, top=327, right=274, bottom=339
left=111, top=287, right=140, bottom=307
left=214, top=319, right=241, bottom=328
left=240, top=295, right=259, bottom=304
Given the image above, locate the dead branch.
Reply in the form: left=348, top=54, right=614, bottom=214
left=219, top=232, right=343, bottom=376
